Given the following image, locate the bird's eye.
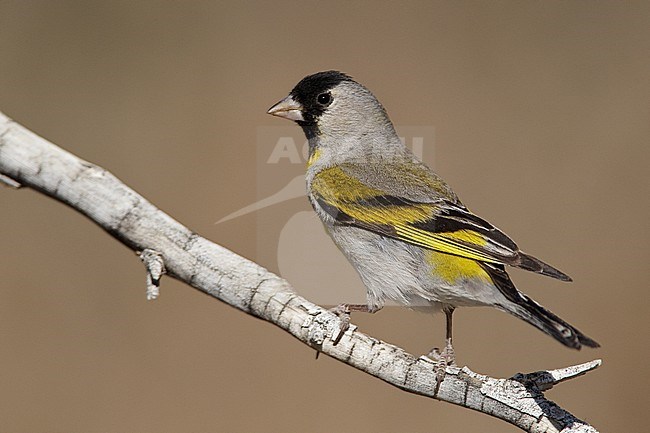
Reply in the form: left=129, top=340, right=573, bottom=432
left=317, top=92, right=332, bottom=106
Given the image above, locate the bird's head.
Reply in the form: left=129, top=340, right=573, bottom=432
left=268, top=71, right=398, bottom=161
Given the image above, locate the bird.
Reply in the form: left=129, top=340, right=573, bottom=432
left=267, top=70, right=599, bottom=364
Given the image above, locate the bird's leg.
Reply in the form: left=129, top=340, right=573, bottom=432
left=442, top=306, right=456, bottom=366
left=427, top=306, right=456, bottom=363
left=427, top=306, right=457, bottom=390
left=329, top=304, right=378, bottom=344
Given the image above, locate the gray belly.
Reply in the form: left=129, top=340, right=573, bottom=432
left=326, top=224, right=437, bottom=310
left=325, top=224, right=507, bottom=310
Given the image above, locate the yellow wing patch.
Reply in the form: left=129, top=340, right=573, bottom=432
left=313, top=166, right=383, bottom=201
left=343, top=203, right=433, bottom=225
left=313, top=167, right=434, bottom=224
left=438, top=229, right=486, bottom=245
left=395, top=225, right=499, bottom=263
left=426, top=250, right=491, bottom=283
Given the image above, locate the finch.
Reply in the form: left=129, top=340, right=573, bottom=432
left=268, top=71, right=598, bottom=362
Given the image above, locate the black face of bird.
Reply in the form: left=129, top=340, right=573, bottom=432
left=267, top=70, right=353, bottom=136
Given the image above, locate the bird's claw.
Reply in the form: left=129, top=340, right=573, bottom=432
left=427, top=338, right=456, bottom=365
left=329, top=304, right=352, bottom=344
left=427, top=338, right=456, bottom=393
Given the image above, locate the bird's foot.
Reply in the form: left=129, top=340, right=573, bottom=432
left=328, top=304, right=352, bottom=344
left=328, top=303, right=375, bottom=344
left=427, top=338, right=456, bottom=365
left=427, top=338, right=456, bottom=392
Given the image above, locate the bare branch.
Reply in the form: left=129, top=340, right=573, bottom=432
left=139, top=248, right=166, bottom=300
left=0, top=111, right=601, bottom=433
left=0, top=172, right=21, bottom=188
left=512, top=359, right=602, bottom=392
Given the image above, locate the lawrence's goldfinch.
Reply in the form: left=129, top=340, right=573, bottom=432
left=268, top=71, right=599, bottom=362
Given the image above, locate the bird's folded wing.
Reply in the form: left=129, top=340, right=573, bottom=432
left=311, top=163, right=572, bottom=281
left=311, top=163, right=518, bottom=264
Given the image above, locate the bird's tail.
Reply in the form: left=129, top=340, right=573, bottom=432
left=501, top=294, right=600, bottom=350
left=480, top=262, right=599, bottom=349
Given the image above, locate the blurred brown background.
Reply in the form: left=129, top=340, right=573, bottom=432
left=1, top=1, right=648, bottom=432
